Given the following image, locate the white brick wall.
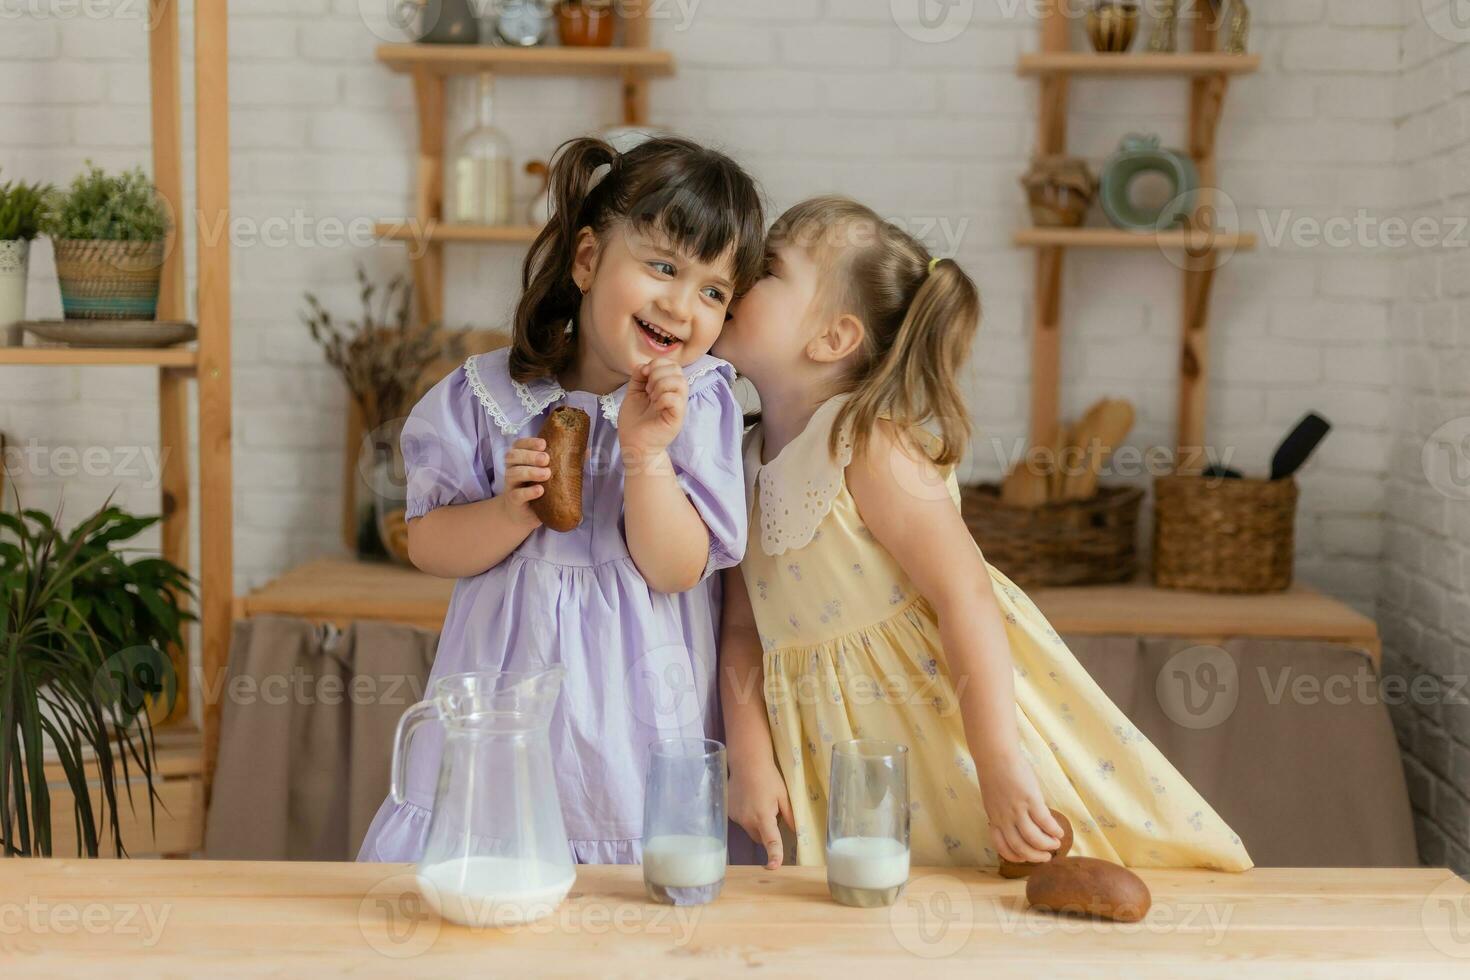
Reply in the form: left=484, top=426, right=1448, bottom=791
left=1382, top=0, right=1470, bottom=876
left=3, top=0, right=1463, bottom=865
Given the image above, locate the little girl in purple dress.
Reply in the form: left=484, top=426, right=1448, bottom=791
left=356, top=135, right=766, bottom=864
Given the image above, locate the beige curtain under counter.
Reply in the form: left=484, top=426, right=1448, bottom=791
left=206, top=617, right=1418, bottom=867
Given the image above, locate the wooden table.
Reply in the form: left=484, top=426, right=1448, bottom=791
left=5, top=861, right=1468, bottom=977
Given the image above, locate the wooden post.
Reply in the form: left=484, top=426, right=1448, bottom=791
left=149, top=0, right=191, bottom=725
left=1028, top=0, right=1070, bottom=451
left=411, top=70, right=447, bottom=329
left=194, top=0, right=234, bottom=795
left=343, top=68, right=447, bottom=550
left=622, top=0, right=651, bottom=124
left=1176, top=6, right=1227, bottom=472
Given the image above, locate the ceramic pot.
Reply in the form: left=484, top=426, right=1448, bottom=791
left=0, top=238, right=29, bottom=345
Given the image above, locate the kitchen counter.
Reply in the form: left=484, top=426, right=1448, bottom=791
left=3, top=860, right=1468, bottom=977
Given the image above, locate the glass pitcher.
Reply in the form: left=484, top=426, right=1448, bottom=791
left=391, top=668, right=574, bottom=927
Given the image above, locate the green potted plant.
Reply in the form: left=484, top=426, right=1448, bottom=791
left=0, top=170, right=53, bottom=346
left=40, top=161, right=172, bottom=321
left=1, top=494, right=193, bottom=856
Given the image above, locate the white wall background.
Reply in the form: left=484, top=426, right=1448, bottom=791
left=2, top=1, right=1465, bottom=868
left=1384, top=0, right=1470, bottom=873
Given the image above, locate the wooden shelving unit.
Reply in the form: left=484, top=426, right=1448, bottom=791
left=1018, top=2, right=1258, bottom=472
left=9, top=0, right=234, bottom=856
left=1013, top=227, right=1257, bottom=250
left=1018, top=51, right=1261, bottom=76
left=376, top=42, right=674, bottom=77
left=0, top=346, right=199, bottom=367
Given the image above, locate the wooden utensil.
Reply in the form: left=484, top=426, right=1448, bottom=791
left=1047, top=420, right=1071, bottom=502
left=1002, top=421, right=1055, bottom=508
left=1061, top=398, right=1135, bottom=501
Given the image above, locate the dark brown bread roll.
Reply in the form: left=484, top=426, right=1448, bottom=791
left=530, top=406, right=589, bottom=532
left=998, top=809, right=1073, bottom=879
left=1025, top=856, right=1152, bottom=923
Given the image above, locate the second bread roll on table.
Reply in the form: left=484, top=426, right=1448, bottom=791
left=531, top=405, right=590, bottom=532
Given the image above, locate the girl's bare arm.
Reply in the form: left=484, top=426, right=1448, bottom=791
left=406, top=437, right=549, bottom=578
left=846, top=422, right=1064, bottom=864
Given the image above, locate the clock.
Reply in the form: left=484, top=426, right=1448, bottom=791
left=494, top=0, right=554, bottom=47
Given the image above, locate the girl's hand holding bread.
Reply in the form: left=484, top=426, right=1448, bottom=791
left=501, top=436, right=551, bottom=530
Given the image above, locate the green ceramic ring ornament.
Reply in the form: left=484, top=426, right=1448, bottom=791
left=1098, top=133, right=1199, bottom=232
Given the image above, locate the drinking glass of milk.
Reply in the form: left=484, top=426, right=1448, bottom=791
left=642, top=738, right=728, bottom=905
left=826, top=739, right=911, bottom=908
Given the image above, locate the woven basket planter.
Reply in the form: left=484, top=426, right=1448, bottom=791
left=1152, top=474, right=1298, bottom=593
left=960, top=483, right=1144, bottom=588
left=52, top=239, right=165, bottom=320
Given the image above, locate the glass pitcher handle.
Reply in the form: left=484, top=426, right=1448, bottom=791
left=390, top=699, right=437, bottom=806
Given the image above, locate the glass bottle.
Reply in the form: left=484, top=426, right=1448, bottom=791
left=447, top=73, right=514, bottom=226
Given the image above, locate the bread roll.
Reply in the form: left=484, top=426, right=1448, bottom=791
left=530, top=406, right=589, bottom=532
left=1024, top=856, right=1152, bottom=923
left=998, top=809, right=1073, bottom=879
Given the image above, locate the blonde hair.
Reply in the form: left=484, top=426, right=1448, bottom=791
left=771, top=196, right=982, bottom=468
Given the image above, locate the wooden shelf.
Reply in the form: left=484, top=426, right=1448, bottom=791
left=376, top=43, right=674, bottom=76
left=374, top=220, right=542, bottom=244
left=238, top=558, right=1380, bottom=664
left=1030, top=577, right=1381, bottom=666
left=0, top=346, right=198, bottom=368
left=237, top=557, right=455, bottom=632
left=1013, top=227, right=1257, bottom=251
left=1018, top=52, right=1261, bottom=76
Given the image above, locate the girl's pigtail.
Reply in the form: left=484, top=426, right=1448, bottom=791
left=834, top=258, right=981, bottom=469
left=510, top=136, right=617, bottom=382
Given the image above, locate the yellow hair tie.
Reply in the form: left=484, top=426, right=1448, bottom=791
left=928, top=256, right=942, bottom=274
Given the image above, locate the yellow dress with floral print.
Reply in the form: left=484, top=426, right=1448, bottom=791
left=738, top=395, right=1253, bottom=871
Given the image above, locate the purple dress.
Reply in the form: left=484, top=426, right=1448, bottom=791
left=356, top=346, right=748, bottom=865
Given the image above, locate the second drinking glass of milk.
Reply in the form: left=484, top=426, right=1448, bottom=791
left=642, top=738, right=728, bottom=905
left=826, top=739, right=911, bottom=908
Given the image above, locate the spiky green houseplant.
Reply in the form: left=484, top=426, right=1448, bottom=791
left=38, top=162, right=172, bottom=320
left=0, top=171, right=53, bottom=241
left=38, top=163, right=169, bottom=242
left=1, top=495, right=193, bottom=857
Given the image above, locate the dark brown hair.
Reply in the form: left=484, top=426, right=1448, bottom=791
left=509, top=135, right=766, bottom=382
left=770, top=196, right=981, bottom=468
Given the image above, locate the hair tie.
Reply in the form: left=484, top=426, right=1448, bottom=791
left=928, top=256, right=943, bottom=275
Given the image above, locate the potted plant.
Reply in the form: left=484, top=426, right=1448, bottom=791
left=301, top=263, right=468, bottom=564
left=40, top=161, right=171, bottom=321
left=1, top=494, right=193, bottom=857
left=0, top=171, right=52, bottom=346
left=556, top=0, right=615, bottom=47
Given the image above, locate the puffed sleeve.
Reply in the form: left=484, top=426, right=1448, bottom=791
left=666, top=369, right=749, bottom=582
left=400, top=364, right=494, bottom=520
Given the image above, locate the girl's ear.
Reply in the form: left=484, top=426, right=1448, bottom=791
left=571, top=226, right=600, bottom=293
left=807, top=313, right=866, bottom=364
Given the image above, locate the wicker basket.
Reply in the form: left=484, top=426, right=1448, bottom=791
left=52, top=239, right=165, bottom=320
left=1152, top=474, right=1298, bottom=593
left=960, top=483, right=1144, bottom=588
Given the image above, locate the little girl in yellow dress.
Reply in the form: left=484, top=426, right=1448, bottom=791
left=713, top=196, right=1252, bottom=873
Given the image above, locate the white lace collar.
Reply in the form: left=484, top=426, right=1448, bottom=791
left=744, top=394, right=855, bottom=557
left=464, top=350, right=731, bottom=435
